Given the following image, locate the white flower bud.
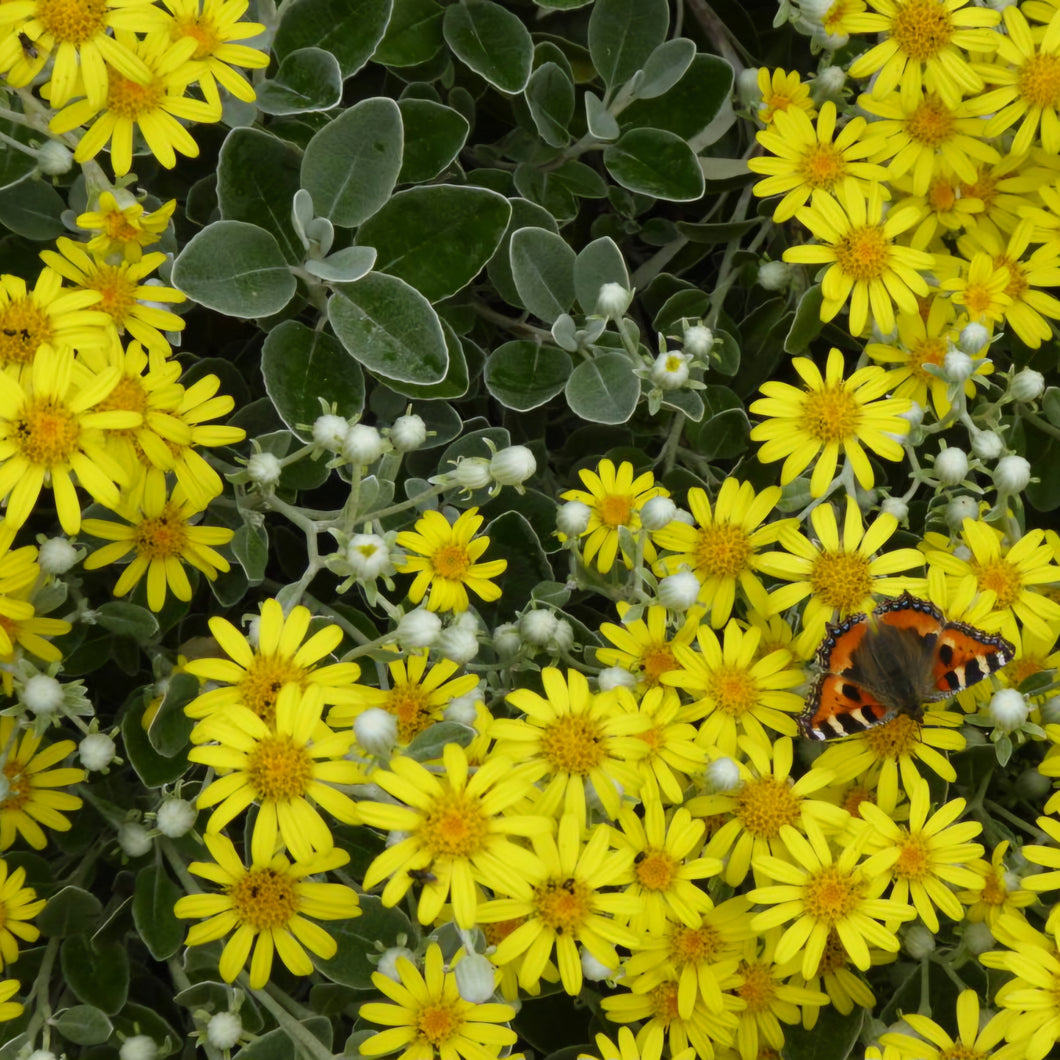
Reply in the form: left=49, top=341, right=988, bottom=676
left=657, top=571, right=701, bottom=610
left=903, top=923, right=936, bottom=959
left=377, top=946, right=417, bottom=982
left=581, top=949, right=617, bottom=982
left=880, top=496, right=908, bottom=522
left=945, top=495, right=979, bottom=530
left=21, top=674, right=64, bottom=716
left=443, top=691, right=480, bottom=726
left=640, top=495, right=677, bottom=531
left=943, top=349, right=975, bottom=383
left=549, top=618, right=574, bottom=655
left=989, top=688, right=1028, bottom=732
left=995, top=454, right=1031, bottom=493
left=37, top=140, right=74, bottom=175
left=815, top=65, right=846, bottom=97
left=246, top=615, right=261, bottom=649
left=705, top=756, right=741, bottom=792
left=682, top=324, right=714, bottom=356
left=117, top=821, right=153, bottom=858
left=119, top=1036, right=157, bottom=1060
left=737, top=67, right=762, bottom=106
left=596, top=282, right=632, bottom=317
left=397, top=609, right=442, bottom=648
left=156, top=797, right=197, bottom=837
left=1041, top=696, right=1060, bottom=725
left=598, top=666, right=637, bottom=691
left=493, top=622, right=521, bottom=659
left=355, top=708, right=398, bottom=755
left=312, top=413, right=348, bottom=452
left=970, top=430, right=1003, bottom=461
left=935, top=447, right=969, bottom=486
left=1011, top=367, right=1045, bottom=402
left=1015, top=767, right=1052, bottom=800
left=957, top=322, right=990, bottom=355
left=455, top=953, right=496, bottom=1004
left=344, top=423, right=384, bottom=465
left=436, top=621, right=479, bottom=664
left=346, top=533, right=392, bottom=579
left=557, top=500, right=592, bottom=536
left=452, top=457, right=492, bottom=491
left=38, top=536, right=80, bottom=574
left=390, top=413, right=427, bottom=452
left=79, top=732, right=116, bottom=771
left=899, top=401, right=924, bottom=429
left=247, top=451, right=282, bottom=488
left=490, top=445, right=536, bottom=487
left=520, top=609, right=558, bottom=647
left=757, top=261, right=791, bottom=291
left=207, top=1012, right=243, bottom=1049
left=651, top=351, right=690, bottom=390
left=27, top=1052, right=58, bottom=1060
left=962, top=921, right=996, bottom=953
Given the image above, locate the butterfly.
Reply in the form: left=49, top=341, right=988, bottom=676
left=800, top=591, right=1015, bottom=741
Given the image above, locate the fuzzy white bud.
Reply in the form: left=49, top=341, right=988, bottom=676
left=657, top=571, right=701, bottom=610
left=344, top=423, right=384, bottom=465
left=79, top=732, right=116, bottom=771
left=957, top=322, right=990, bottom=355
left=493, top=622, right=522, bottom=659
left=38, top=536, right=80, bottom=574
left=971, top=430, right=1004, bottom=461
left=557, top=500, right=592, bottom=537
left=21, top=674, right=64, bottom=716
left=27, top=1052, right=58, bottom=1060
left=390, top=413, right=427, bottom=452
left=944, top=495, right=979, bottom=530
left=640, top=495, right=677, bottom=531
left=596, top=282, right=632, bottom=317
left=520, top=609, right=558, bottom=647
left=899, top=401, right=924, bottom=429
left=246, top=615, right=261, bottom=649
left=355, top=708, right=399, bottom=755
left=598, top=667, right=637, bottom=691
left=581, top=949, right=617, bottom=982
left=651, top=351, right=690, bottom=390
left=1041, top=697, right=1060, bottom=725
left=989, top=688, right=1029, bottom=732
left=455, top=954, right=496, bottom=1004
left=443, top=691, right=480, bottom=726
left=436, top=619, right=479, bottom=664
left=452, top=458, right=492, bottom=491
left=1011, top=367, right=1045, bottom=402
left=879, top=497, right=908, bottom=522
left=549, top=618, right=574, bottom=655
left=682, top=324, right=714, bottom=356
left=312, top=413, right=348, bottom=452
left=117, top=821, right=153, bottom=858
left=397, top=609, right=441, bottom=648
left=247, top=451, right=282, bottom=488
left=757, top=261, right=791, bottom=291
left=943, top=349, right=975, bottom=383
left=156, top=797, right=197, bottom=838
left=737, top=67, right=762, bottom=106
left=962, top=921, right=996, bottom=953
left=346, top=534, right=392, bottom=580
left=490, top=445, right=536, bottom=487
left=119, top=1036, right=157, bottom=1060
left=815, top=65, right=846, bottom=97
left=206, top=1012, right=243, bottom=1049
left=935, top=447, right=969, bottom=486
left=704, top=756, right=741, bottom=792
left=995, top=454, right=1031, bottom=493
left=377, top=946, right=417, bottom=982
left=37, top=141, right=74, bottom=175
left=903, top=924, right=936, bottom=959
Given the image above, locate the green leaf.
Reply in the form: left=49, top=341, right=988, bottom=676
left=328, top=272, right=448, bottom=384
left=255, top=47, right=343, bottom=114
left=710, top=328, right=741, bottom=376
left=783, top=1002, right=864, bottom=1060
left=384, top=318, right=470, bottom=400
left=314, top=896, right=415, bottom=987
left=406, top=721, right=474, bottom=761
left=0, top=179, right=65, bottom=240
left=574, top=237, right=629, bottom=314
left=356, top=185, right=511, bottom=302
left=148, top=671, right=196, bottom=757
left=443, top=0, right=533, bottom=94
left=635, top=37, right=696, bottom=98
left=60, top=936, right=130, bottom=1014
left=619, top=54, right=734, bottom=139
left=584, top=90, right=620, bottom=140
left=95, top=601, right=158, bottom=641
left=526, top=62, right=574, bottom=148
left=38, top=886, right=102, bottom=937
left=217, top=128, right=304, bottom=265
left=675, top=218, right=761, bottom=244
left=305, top=245, right=377, bottom=283
left=132, top=865, right=183, bottom=961
left=1043, top=386, right=1060, bottom=427
left=0, top=119, right=37, bottom=190
left=510, top=227, right=576, bottom=322
left=784, top=284, right=825, bottom=355
left=484, top=341, right=572, bottom=411
left=603, top=129, right=704, bottom=201
left=486, top=198, right=558, bottom=308
left=262, top=319, right=365, bottom=439
left=397, top=99, right=469, bottom=183
left=123, top=697, right=189, bottom=787
left=231, top=523, right=269, bottom=583
left=274, top=0, right=391, bottom=77
left=565, top=352, right=640, bottom=424
left=302, top=97, right=403, bottom=228
left=483, top=510, right=554, bottom=621
left=374, top=0, right=444, bottom=66
left=52, top=1006, right=112, bottom=1046
left=588, top=0, right=669, bottom=90
left=172, top=221, right=296, bottom=318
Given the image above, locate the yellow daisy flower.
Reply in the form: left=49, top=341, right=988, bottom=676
left=941, top=250, right=1012, bottom=328
left=396, top=507, right=506, bottom=612
left=189, top=684, right=362, bottom=863
left=891, top=167, right=984, bottom=249
left=578, top=1027, right=694, bottom=1060
left=881, top=988, right=1024, bottom=1060
left=174, top=831, right=360, bottom=989
left=358, top=742, right=550, bottom=930
left=788, top=928, right=881, bottom=1029
left=0, top=979, right=21, bottom=1023
left=82, top=478, right=234, bottom=611
left=749, top=347, right=913, bottom=498
left=596, top=603, right=701, bottom=695
left=0, top=716, right=84, bottom=850
left=783, top=183, right=934, bottom=336
left=957, top=840, right=1036, bottom=925
left=0, top=858, right=45, bottom=969
left=755, top=68, right=816, bottom=124
left=359, top=943, right=517, bottom=1060
left=652, top=480, right=789, bottom=626
left=76, top=192, right=176, bottom=264
left=0, top=536, right=70, bottom=668
left=961, top=150, right=1059, bottom=244
left=560, top=458, right=668, bottom=574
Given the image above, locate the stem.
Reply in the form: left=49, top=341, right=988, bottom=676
left=246, top=978, right=334, bottom=1060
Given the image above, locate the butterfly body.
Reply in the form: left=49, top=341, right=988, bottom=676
left=800, top=591, right=1014, bottom=740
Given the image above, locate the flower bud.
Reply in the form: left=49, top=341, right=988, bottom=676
left=640, top=495, right=677, bottom=531
left=704, top=756, right=741, bottom=792
left=935, top=447, right=969, bottom=486
left=598, top=666, right=637, bottom=691
left=962, top=921, right=996, bottom=953
left=377, top=946, right=417, bottom=982
left=37, top=140, right=74, bottom=175
left=247, top=451, right=282, bottom=488
left=344, top=423, right=384, bottom=465
left=455, top=953, right=496, bottom=1004
left=737, top=67, right=762, bottom=107
left=436, top=620, right=479, bottom=664
left=1014, top=767, right=1052, bottom=800
left=38, top=536, right=80, bottom=574
left=79, top=732, right=116, bottom=771
left=957, top=322, right=990, bottom=356
left=581, top=948, right=617, bottom=982
left=21, top=674, right=63, bottom=716
left=444, top=691, right=480, bottom=726
left=944, top=495, right=979, bottom=530
left=757, top=261, right=791, bottom=291
left=1011, top=367, right=1045, bottom=402
left=1041, top=696, right=1060, bottom=725
left=312, top=413, right=348, bottom=452
left=682, top=324, right=714, bottom=356
left=879, top=496, right=908, bottom=522
left=207, top=1012, right=243, bottom=1050
left=452, top=457, right=492, bottom=491
left=657, top=571, right=700, bottom=610
left=989, top=688, right=1028, bottom=732
left=943, top=349, right=975, bottom=382
left=651, top=351, right=690, bottom=390
left=119, top=1036, right=157, bottom=1060
left=117, top=821, right=153, bottom=858
left=156, top=797, right=197, bottom=837
left=970, top=430, right=1003, bottom=461
left=390, top=413, right=427, bottom=452
left=814, top=65, right=846, bottom=98
left=557, top=500, right=591, bottom=536
left=355, top=708, right=399, bottom=755
left=903, top=923, right=936, bottom=959
left=520, top=609, right=558, bottom=647
left=995, top=454, right=1031, bottom=493
left=549, top=618, right=574, bottom=655
left=490, top=445, right=536, bottom=487
left=346, top=533, right=392, bottom=579
left=899, top=401, right=924, bottom=429
left=596, top=282, right=632, bottom=317
left=397, top=609, right=442, bottom=648
left=493, top=622, right=521, bottom=659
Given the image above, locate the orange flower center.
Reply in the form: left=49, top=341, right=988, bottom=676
left=230, top=866, right=299, bottom=929
left=864, top=712, right=924, bottom=758
left=599, top=494, right=634, bottom=527
left=13, top=397, right=81, bottom=467
left=383, top=684, right=433, bottom=743
left=533, top=877, right=591, bottom=935
left=833, top=224, right=890, bottom=281
left=0, top=299, right=48, bottom=366
left=37, top=0, right=108, bottom=43
left=804, top=864, right=864, bottom=922
left=648, top=981, right=681, bottom=1023
left=421, top=791, right=489, bottom=858
left=1019, top=52, right=1060, bottom=110
left=668, top=922, right=722, bottom=965
left=107, top=69, right=166, bottom=120
left=994, top=254, right=1028, bottom=300
left=971, top=557, right=1021, bottom=610
left=733, top=775, right=800, bottom=837
left=906, top=94, right=955, bottom=146
left=246, top=734, right=313, bottom=801
left=695, top=522, right=753, bottom=578
left=890, top=0, right=954, bottom=61
left=706, top=665, right=759, bottom=718
left=635, top=850, right=678, bottom=891
left=809, top=551, right=874, bottom=613
left=801, top=385, right=863, bottom=444
left=540, top=714, right=606, bottom=775
left=172, top=13, right=222, bottom=58
left=133, top=503, right=189, bottom=560
left=798, top=143, right=848, bottom=190
left=736, top=960, right=777, bottom=1012
left=237, top=654, right=307, bottom=726
left=416, top=1001, right=464, bottom=1046
left=430, top=544, right=471, bottom=581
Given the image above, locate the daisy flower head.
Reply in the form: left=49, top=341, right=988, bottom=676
left=0, top=716, right=85, bottom=850
left=81, top=477, right=234, bottom=611
left=891, top=167, right=984, bottom=249
left=783, top=182, right=934, bottom=336
left=881, top=988, right=1024, bottom=1060
left=358, top=742, right=550, bottom=930
left=652, top=479, right=789, bottom=626
left=491, top=667, right=650, bottom=825
left=189, top=683, right=362, bottom=864
left=845, top=0, right=1000, bottom=109
left=0, top=858, right=45, bottom=969
left=579, top=1027, right=694, bottom=1060
left=174, top=831, right=360, bottom=989
left=359, top=943, right=517, bottom=1060
left=755, top=68, right=817, bottom=124
left=756, top=495, right=925, bottom=652
left=0, top=343, right=140, bottom=535
left=76, top=192, right=177, bottom=264
left=788, top=926, right=881, bottom=1028
left=664, top=619, right=805, bottom=754
left=940, top=251, right=1012, bottom=329
left=396, top=506, right=506, bottom=612
left=748, top=101, right=891, bottom=222
left=596, top=602, right=702, bottom=696
left=559, top=458, right=669, bottom=574
left=749, top=347, right=913, bottom=498
left=0, top=540, right=70, bottom=675
left=957, top=839, right=1036, bottom=925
